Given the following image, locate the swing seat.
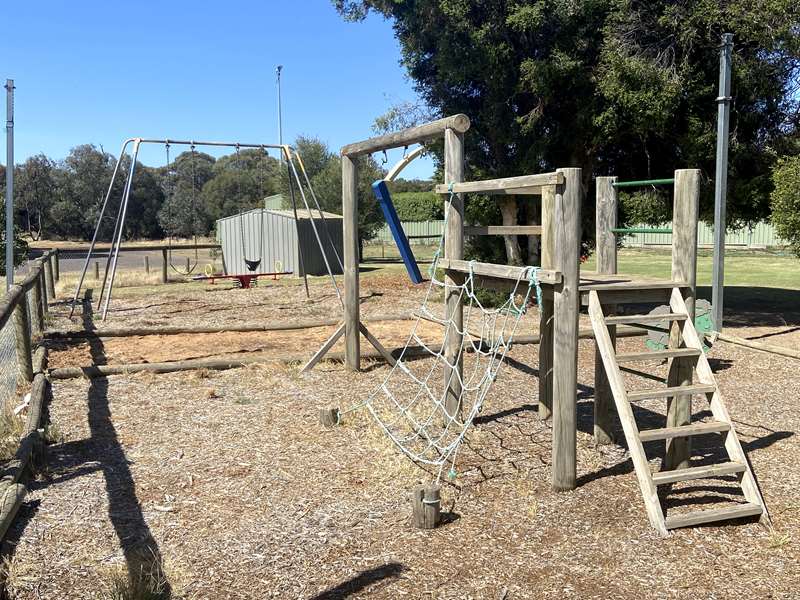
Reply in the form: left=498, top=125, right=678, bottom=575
left=244, top=259, right=262, bottom=272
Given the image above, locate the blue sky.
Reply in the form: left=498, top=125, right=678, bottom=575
left=1, top=0, right=435, bottom=179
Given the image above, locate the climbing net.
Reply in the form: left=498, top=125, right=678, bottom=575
left=340, top=189, right=543, bottom=481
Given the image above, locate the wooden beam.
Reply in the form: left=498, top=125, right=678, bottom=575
left=443, top=127, right=465, bottom=419
left=11, top=287, right=33, bottom=384
left=359, top=323, right=397, bottom=367
left=551, top=168, right=582, bottom=492
left=341, top=114, right=470, bottom=157
left=464, top=225, right=542, bottom=236
left=538, top=184, right=555, bottom=420
left=437, top=258, right=560, bottom=285
left=301, top=322, right=346, bottom=373
left=434, top=172, right=563, bottom=195
left=342, top=155, right=360, bottom=371
left=665, top=168, right=700, bottom=471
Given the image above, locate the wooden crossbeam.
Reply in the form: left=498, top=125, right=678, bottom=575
left=434, top=172, right=563, bottom=195
left=437, top=258, right=560, bottom=285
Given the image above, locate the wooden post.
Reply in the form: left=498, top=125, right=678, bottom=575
left=161, top=249, right=168, bottom=283
left=38, top=270, right=48, bottom=317
left=43, top=256, right=55, bottom=302
left=30, top=261, right=45, bottom=334
left=51, top=249, right=59, bottom=282
left=538, top=185, right=555, bottom=420
left=443, top=127, right=465, bottom=418
left=144, top=255, right=150, bottom=274
left=94, top=261, right=100, bottom=280
left=551, top=168, right=582, bottom=491
left=186, top=256, right=191, bottom=273
left=342, top=155, right=360, bottom=371
left=594, top=176, right=617, bottom=444
left=666, top=169, right=700, bottom=471
left=411, top=484, right=441, bottom=529
left=11, top=286, right=34, bottom=384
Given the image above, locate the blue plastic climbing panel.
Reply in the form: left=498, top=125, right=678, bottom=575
left=371, top=180, right=424, bottom=284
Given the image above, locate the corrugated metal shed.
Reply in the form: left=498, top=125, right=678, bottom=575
left=216, top=208, right=343, bottom=277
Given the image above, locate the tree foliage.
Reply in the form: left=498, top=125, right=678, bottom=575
left=771, top=155, right=800, bottom=257
left=335, top=0, right=800, bottom=262
left=391, top=191, right=443, bottom=221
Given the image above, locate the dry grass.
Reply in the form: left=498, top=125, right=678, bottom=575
left=0, top=400, right=26, bottom=461
left=2, top=271, right=800, bottom=598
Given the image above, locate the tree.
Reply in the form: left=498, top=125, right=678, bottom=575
left=771, top=155, right=800, bottom=257
left=158, top=151, right=216, bottom=237
left=14, top=154, right=56, bottom=240
left=391, top=191, right=443, bottom=221
left=335, top=0, right=800, bottom=263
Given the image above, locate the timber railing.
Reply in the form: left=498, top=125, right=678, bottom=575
left=0, top=250, right=56, bottom=541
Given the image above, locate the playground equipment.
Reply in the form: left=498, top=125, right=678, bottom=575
left=317, top=115, right=768, bottom=536
left=69, top=138, right=343, bottom=320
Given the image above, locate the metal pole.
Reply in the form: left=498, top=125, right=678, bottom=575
left=711, top=33, right=733, bottom=332
left=5, top=79, right=14, bottom=290
left=101, top=139, right=141, bottom=320
left=276, top=66, right=284, bottom=154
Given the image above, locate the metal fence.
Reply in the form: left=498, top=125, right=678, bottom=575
left=368, top=219, right=787, bottom=249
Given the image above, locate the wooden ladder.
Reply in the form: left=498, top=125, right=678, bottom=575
left=588, top=287, right=770, bottom=536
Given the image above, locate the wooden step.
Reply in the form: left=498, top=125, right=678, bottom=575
left=639, top=421, right=730, bottom=442
left=652, top=461, right=746, bottom=486
left=665, top=502, right=763, bottom=530
left=605, top=313, right=688, bottom=326
left=616, top=348, right=701, bottom=364
left=627, top=383, right=716, bottom=402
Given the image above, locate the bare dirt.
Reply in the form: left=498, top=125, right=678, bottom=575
left=3, top=272, right=799, bottom=599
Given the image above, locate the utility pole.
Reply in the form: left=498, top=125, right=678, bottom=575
left=276, top=65, right=284, bottom=159
left=711, top=34, right=733, bottom=332
left=5, top=79, right=14, bottom=290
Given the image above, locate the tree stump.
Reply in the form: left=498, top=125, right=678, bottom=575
left=319, top=408, right=339, bottom=428
left=411, top=484, right=441, bottom=529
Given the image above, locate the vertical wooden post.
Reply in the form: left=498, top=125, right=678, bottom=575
left=43, top=256, right=55, bottom=302
left=186, top=256, right=191, bottom=273
left=11, top=286, right=34, bottom=384
left=51, top=249, right=59, bottom=282
left=144, top=255, right=150, bottom=274
left=38, top=270, right=48, bottom=317
left=94, top=261, right=100, bottom=280
left=666, top=169, right=700, bottom=470
left=29, top=262, right=44, bottom=335
left=342, top=154, right=360, bottom=371
left=161, top=249, right=168, bottom=283
left=538, top=185, right=555, bottom=420
left=443, top=127, right=465, bottom=418
left=411, top=484, right=441, bottom=529
left=594, top=176, right=617, bottom=445
left=551, top=168, right=582, bottom=491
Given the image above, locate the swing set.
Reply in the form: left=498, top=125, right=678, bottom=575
left=69, top=137, right=344, bottom=320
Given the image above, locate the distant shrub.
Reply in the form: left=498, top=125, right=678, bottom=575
left=771, top=155, right=800, bottom=257
left=392, top=191, right=443, bottom=221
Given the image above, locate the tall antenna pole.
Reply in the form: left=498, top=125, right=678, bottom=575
left=5, top=79, right=14, bottom=290
left=711, top=33, right=733, bottom=332
left=276, top=65, right=284, bottom=159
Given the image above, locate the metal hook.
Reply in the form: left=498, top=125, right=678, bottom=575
left=381, top=150, right=388, bottom=165
left=402, top=145, right=408, bottom=159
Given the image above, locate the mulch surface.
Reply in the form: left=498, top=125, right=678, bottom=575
left=3, top=274, right=799, bottom=598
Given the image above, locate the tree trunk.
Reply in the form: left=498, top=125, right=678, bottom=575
left=525, top=201, right=541, bottom=265
left=498, top=197, right=523, bottom=265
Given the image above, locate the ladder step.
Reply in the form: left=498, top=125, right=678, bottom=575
left=639, top=421, right=730, bottom=443
left=652, top=461, right=746, bottom=486
left=627, top=383, right=716, bottom=402
left=665, top=503, right=763, bottom=530
left=605, top=312, right=688, bottom=326
left=616, top=348, right=701, bottom=364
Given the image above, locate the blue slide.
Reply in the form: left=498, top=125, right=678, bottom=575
left=371, top=180, right=424, bottom=284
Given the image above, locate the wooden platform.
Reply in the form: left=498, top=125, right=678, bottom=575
left=578, top=272, right=689, bottom=305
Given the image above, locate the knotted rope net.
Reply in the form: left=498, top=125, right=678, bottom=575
left=339, top=187, right=542, bottom=481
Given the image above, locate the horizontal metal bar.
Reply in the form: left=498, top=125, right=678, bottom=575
left=464, top=225, right=542, bottom=236
left=341, top=114, right=470, bottom=157
left=611, top=228, right=673, bottom=234
left=435, top=172, right=563, bottom=195
left=611, top=178, right=674, bottom=188
left=136, top=138, right=287, bottom=150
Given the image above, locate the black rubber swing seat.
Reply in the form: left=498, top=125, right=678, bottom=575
left=244, top=259, right=261, bottom=272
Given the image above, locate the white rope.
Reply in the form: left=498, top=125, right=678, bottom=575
left=339, top=187, right=543, bottom=482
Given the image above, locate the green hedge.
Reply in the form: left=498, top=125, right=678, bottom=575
left=392, top=191, right=443, bottom=221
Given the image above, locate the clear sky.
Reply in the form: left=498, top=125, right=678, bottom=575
left=1, top=0, right=435, bottom=179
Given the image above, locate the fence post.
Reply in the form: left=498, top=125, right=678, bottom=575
left=51, top=249, right=59, bottom=282
left=43, top=254, right=55, bottom=302
left=161, top=249, right=168, bottom=283
left=94, top=261, right=100, bottom=280
left=594, top=176, right=617, bottom=445
left=37, top=268, right=48, bottom=317
left=144, top=255, right=150, bottom=274
left=11, top=285, right=34, bottom=384
left=29, top=261, right=45, bottom=334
